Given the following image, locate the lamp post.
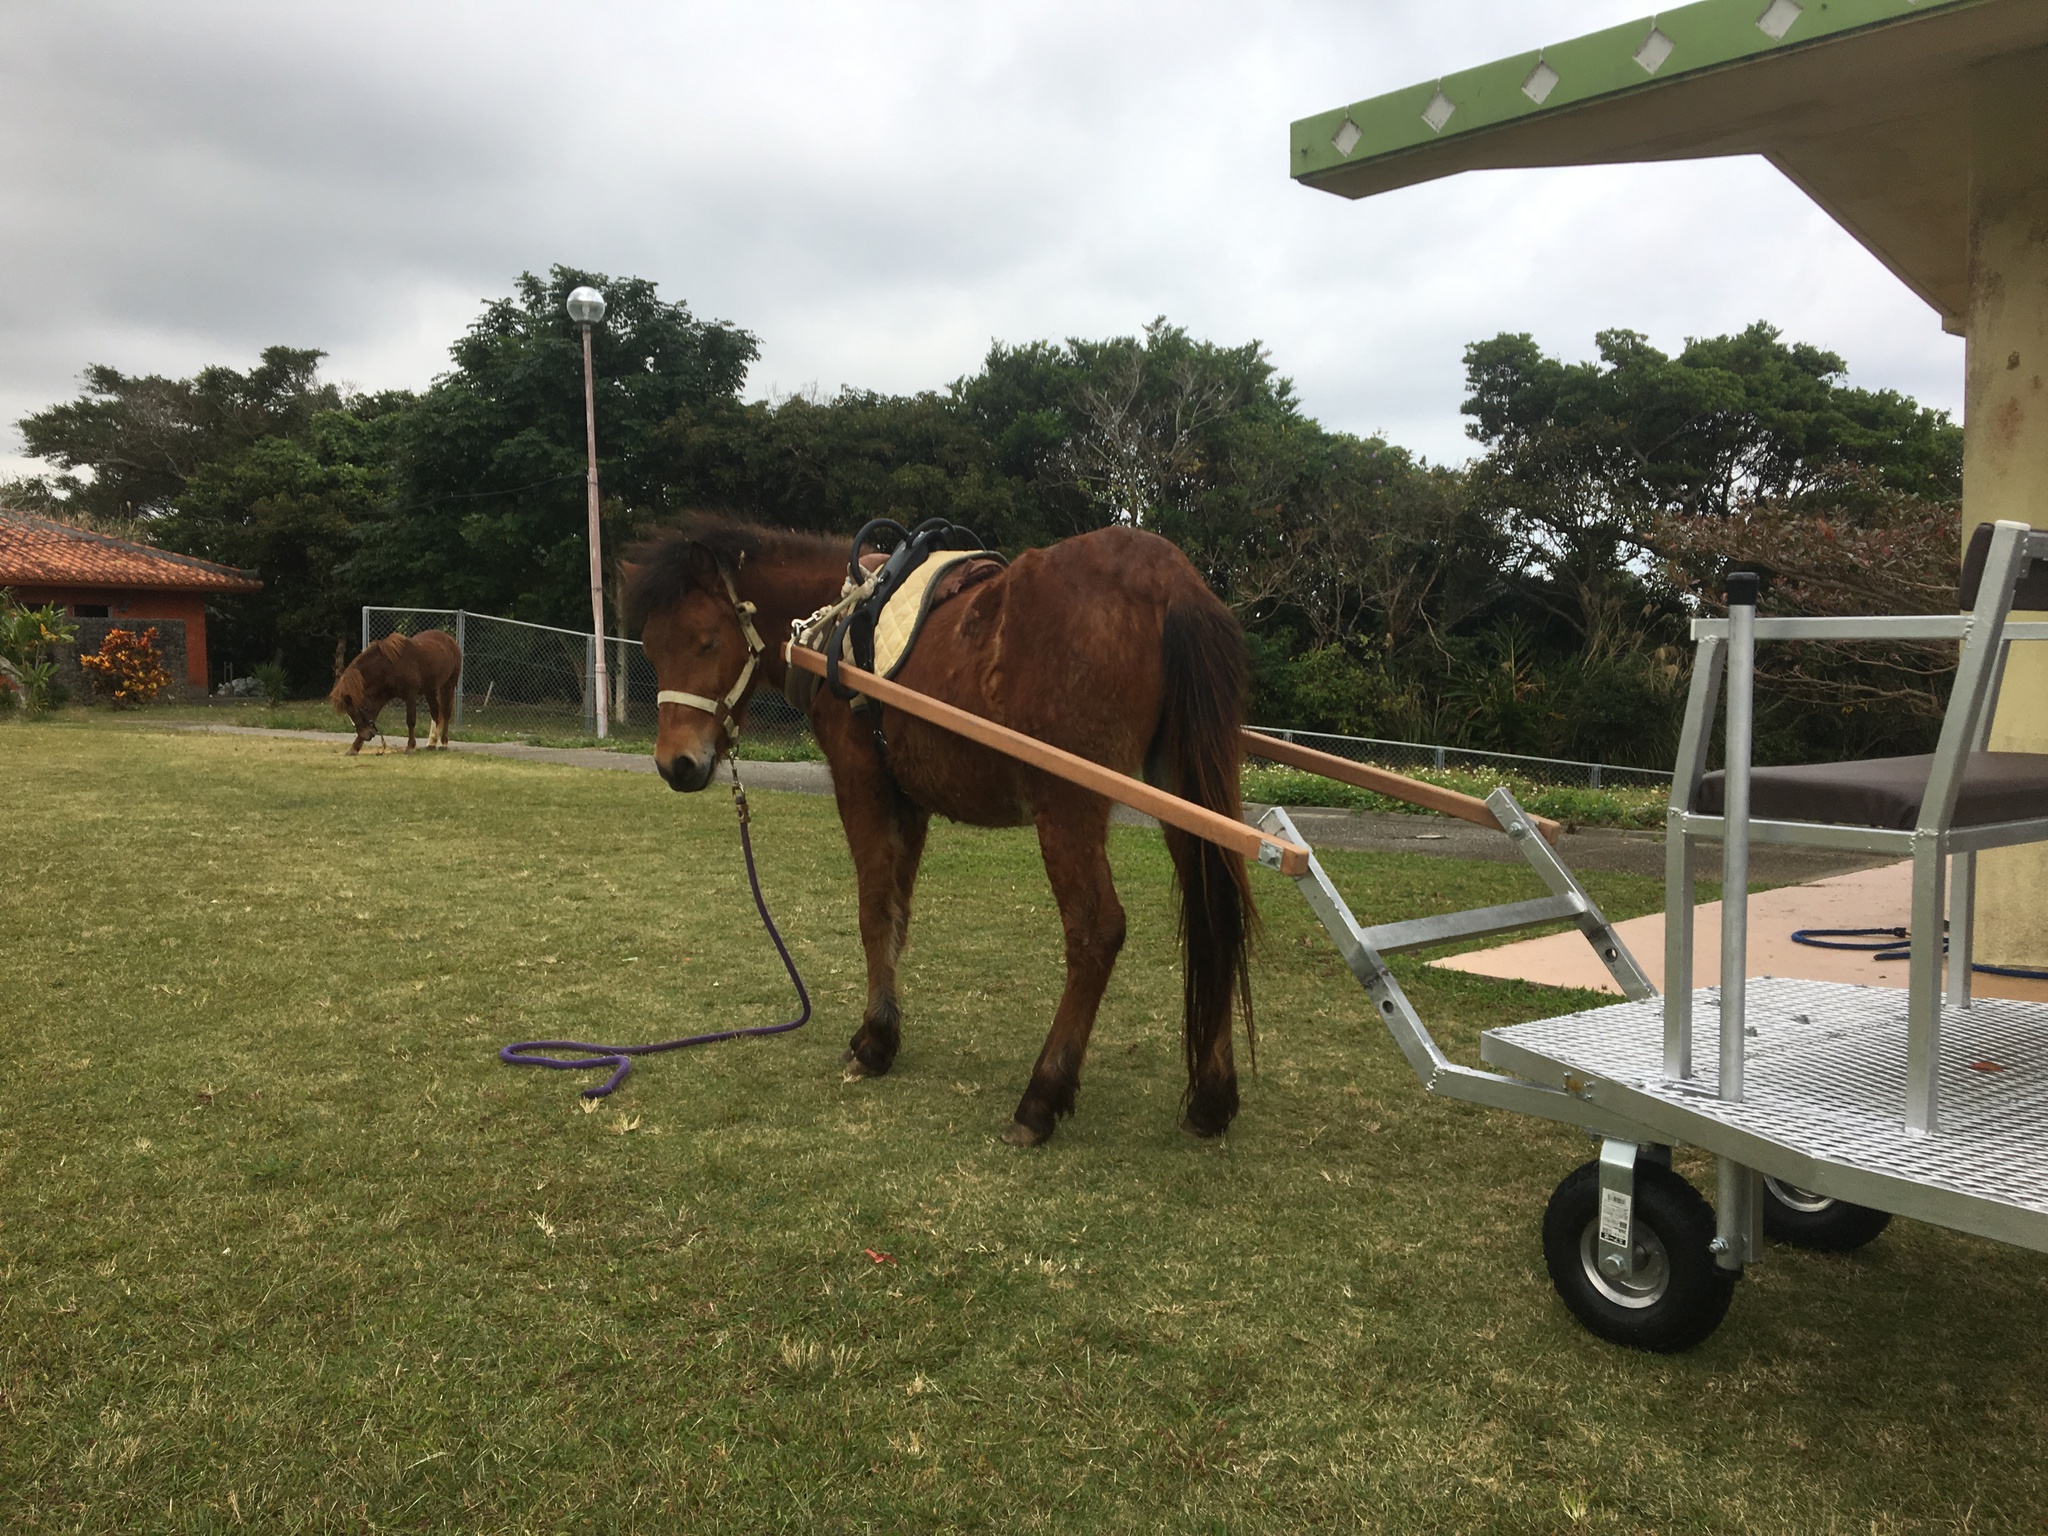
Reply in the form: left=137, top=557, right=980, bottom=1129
left=567, top=284, right=610, bottom=738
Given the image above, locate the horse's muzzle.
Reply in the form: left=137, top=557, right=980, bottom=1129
left=656, top=750, right=717, bottom=793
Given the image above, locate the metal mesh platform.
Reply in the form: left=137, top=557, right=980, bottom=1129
left=1482, top=978, right=2048, bottom=1249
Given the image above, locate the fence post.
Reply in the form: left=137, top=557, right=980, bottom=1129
left=1433, top=744, right=1446, bottom=771
left=454, top=610, right=467, bottom=733
left=584, top=633, right=598, bottom=738
left=1590, top=763, right=1602, bottom=790
left=360, top=607, right=369, bottom=656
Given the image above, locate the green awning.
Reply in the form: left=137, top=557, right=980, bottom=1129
left=1292, top=0, right=2048, bottom=329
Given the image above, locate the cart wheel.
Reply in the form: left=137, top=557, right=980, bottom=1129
left=1543, top=1160, right=1735, bottom=1353
left=1760, top=1178, right=1892, bottom=1252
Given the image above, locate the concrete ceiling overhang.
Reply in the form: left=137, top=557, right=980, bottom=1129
left=1293, top=0, right=2048, bottom=332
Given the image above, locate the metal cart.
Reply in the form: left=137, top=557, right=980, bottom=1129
left=1265, top=519, right=2048, bottom=1350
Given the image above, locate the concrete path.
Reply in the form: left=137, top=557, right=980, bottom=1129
left=1433, top=859, right=2048, bottom=1003
left=157, top=721, right=1878, bottom=882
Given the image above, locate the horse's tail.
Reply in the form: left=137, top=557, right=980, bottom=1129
left=1153, top=596, right=1257, bottom=1137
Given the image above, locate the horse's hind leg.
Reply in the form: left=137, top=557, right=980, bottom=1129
left=435, top=677, right=456, bottom=747
left=404, top=694, right=418, bottom=752
left=1005, top=790, right=1124, bottom=1148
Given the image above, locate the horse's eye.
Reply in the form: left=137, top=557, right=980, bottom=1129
left=698, top=637, right=719, bottom=656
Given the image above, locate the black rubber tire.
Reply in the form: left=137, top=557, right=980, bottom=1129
left=1543, top=1160, right=1736, bottom=1353
left=1760, top=1178, right=1893, bottom=1252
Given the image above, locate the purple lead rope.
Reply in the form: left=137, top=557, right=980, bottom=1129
left=498, top=762, right=811, bottom=1098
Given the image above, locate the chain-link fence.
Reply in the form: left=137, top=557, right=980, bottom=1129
left=361, top=607, right=809, bottom=742
left=362, top=607, right=1664, bottom=783
left=1245, top=726, right=1670, bottom=790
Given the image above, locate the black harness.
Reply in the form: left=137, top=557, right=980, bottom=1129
left=823, top=517, right=998, bottom=702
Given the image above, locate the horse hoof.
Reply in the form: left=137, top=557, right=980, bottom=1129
left=840, top=1049, right=888, bottom=1081
left=841, top=1043, right=894, bottom=1079
left=1001, top=1119, right=1051, bottom=1148
left=1179, top=1113, right=1230, bottom=1140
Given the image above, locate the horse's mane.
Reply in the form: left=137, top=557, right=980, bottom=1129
left=624, top=515, right=841, bottom=629
left=329, top=665, right=363, bottom=714
left=329, top=631, right=408, bottom=713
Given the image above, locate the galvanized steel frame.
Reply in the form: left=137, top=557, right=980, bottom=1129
left=1257, top=797, right=1660, bottom=1145
left=1662, top=521, right=2048, bottom=1136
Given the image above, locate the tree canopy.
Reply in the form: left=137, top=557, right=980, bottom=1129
left=347, top=267, right=758, bottom=623
left=5, top=278, right=1964, bottom=765
left=11, top=347, right=343, bottom=523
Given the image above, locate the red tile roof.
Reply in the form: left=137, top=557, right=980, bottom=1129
left=0, top=508, right=262, bottom=594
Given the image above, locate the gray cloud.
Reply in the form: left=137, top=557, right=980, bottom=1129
left=0, top=0, right=1962, bottom=481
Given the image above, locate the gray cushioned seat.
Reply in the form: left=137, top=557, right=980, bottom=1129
left=1695, top=752, right=2048, bottom=831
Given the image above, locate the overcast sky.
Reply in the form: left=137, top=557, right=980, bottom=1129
left=0, top=0, right=1963, bottom=484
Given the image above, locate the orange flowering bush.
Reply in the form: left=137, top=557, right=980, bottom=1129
left=80, top=626, right=172, bottom=707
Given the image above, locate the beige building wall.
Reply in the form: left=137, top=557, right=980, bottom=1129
left=1966, top=51, right=2048, bottom=967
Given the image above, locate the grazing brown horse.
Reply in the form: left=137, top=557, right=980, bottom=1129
left=625, top=517, right=1256, bottom=1146
left=329, top=630, right=462, bottom=754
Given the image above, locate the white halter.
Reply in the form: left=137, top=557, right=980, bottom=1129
left=656, top=562, right=767, bottom=738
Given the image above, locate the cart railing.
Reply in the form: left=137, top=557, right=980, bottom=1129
left=1666, top=521, right=2048, bottom=1137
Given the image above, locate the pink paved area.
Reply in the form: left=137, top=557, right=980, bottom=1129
left=1431, top=859, right=2048, bottom=1004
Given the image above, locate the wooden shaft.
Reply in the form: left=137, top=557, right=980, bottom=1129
left=1242, top=730, right=1562, bottom=846
left=784, top=643, right=1311, bottom=876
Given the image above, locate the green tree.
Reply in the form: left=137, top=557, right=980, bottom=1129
left=347, top=267, right=757, bottom=625
left=7, top=347, right=342, bottom=524
left=658, top=387, right=1029, bottom=546
left=1462, top=322, right=1961, bottom=520
left=156, top=404, right=403, bottom=687
left=1458, top=322, right=1961, bottom=654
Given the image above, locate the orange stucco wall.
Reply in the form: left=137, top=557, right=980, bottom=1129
left=11, top=586, right=213, bottom=688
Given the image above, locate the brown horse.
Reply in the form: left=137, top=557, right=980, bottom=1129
left=329, top=630, right=462, bottom=754
left=625, top=517, right=1255, bottom=1146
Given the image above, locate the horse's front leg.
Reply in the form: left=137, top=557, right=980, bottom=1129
left=840, top=790, right=926, bottom=1079
left=1005, top=789, right=1123, bottom=1147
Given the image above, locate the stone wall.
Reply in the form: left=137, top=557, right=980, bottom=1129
left=52, top=618, right=197, bottom=703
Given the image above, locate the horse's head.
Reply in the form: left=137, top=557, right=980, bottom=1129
left=626, top=532, right=766, bottom=793
left=328, top=666, right=366, bottom=730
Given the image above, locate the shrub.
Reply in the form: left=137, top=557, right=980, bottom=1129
left=80, top=626, right=172, bottom=707
left=253, top=661, right=290, bottom=707
left=0, top=590, right=76, bottom=714
left=1264, top=643, right=1432, bottom=739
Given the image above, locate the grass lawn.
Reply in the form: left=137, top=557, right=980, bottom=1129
left=1239, top=765, right=1670, bottom=832
left=4, top=718, right=2045, bottom=1533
